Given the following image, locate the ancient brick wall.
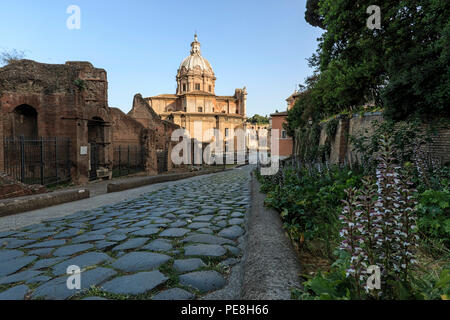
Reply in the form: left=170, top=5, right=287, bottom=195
left=317, top=112, right=449, bottom=165
left=0, top=112, right=3, bottom=173
left=110, top=108, right=147, bottom=147
left=128, top=94, right=181, bottom=173
left=428, top=124, right=450, bottom=165
left=0, top=60, right=112, bottom=184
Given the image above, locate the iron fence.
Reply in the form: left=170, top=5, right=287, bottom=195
left=113, top=145, right=146, bottom=178
left=4, top=136, right=71, bottom=186
left=157, top=150, right=168, bottom=174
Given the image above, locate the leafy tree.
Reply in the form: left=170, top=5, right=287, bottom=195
left=382, top=1, right=450, bottom=120
left=305, top=0, right=325, bottom=29
left=247, top=114, right=269, bottom=125
left=299, top=0, right=450, bottom=125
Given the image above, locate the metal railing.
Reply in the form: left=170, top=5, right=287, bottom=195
left=113, top=145, right=146, bottom=178
left=4, top=136, right=71, bottom=186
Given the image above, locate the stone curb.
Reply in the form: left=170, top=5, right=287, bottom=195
left=0, top=189, right=90, bottom=217
left=241, top=172, right=302, bottom=300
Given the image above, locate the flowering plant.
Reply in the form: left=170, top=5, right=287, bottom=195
left=339, top=135, right=419, bottom=299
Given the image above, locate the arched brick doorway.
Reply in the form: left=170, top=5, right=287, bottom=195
left=13, top=104, right=38, bottom=138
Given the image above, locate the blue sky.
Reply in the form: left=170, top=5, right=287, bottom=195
left=0, top=0, right=323, bottom=117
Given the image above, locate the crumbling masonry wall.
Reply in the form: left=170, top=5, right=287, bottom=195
left=317, top=112, right=450, bottom=165
left=0, top=60, right=112, bottom=184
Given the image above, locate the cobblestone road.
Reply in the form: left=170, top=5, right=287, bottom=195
left=0, top=167, right=251, bottom=300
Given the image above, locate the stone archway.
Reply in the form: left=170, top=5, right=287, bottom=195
left=13, top=104, right=38, bottom=138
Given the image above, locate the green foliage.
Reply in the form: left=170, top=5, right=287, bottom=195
left=258, top=165, right=363, bottom=256
left=247, top=114, right=269, bottom=125
left=298, top=0, right=450, bottom=126
left=73, top=79, right=86, bottom=91
left=409, top=265, right=450, bottom=300
left=305, top=0, right=325, bottom=29
left=382, top=1, right=450, bottom=120
left=293, top=251, right=359, bottom=300
left=417, top=189, right=450, bottom=248
left=350, top=119, right=430, bottom=170
left=294, top=123, right=322, bottom=162
left=325, top=117, right=339, bottom=138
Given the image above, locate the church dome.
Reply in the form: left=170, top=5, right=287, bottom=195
left=178, top=35, right=214, bottom=75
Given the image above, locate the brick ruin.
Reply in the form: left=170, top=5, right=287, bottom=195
left=315, top=112, right=450, bottom=165
left=0, top=60, right=179, bottom=186
left=0, top=172, right=46, bottom=200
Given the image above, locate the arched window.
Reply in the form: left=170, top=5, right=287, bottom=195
left=198, top=107, right=203, bottom=113
left=13, top=105, right=38, bottom=138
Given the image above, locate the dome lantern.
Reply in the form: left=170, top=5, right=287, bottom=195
left=176, top=34, right=216, bottom=95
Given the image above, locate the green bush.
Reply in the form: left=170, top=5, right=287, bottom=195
left=292, top=251, right=355, bottom=300
left=417, top=189, right=450, bottom=248
left=258, top=165, right=362, bottom=256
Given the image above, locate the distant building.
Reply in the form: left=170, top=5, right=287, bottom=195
left=270, top=111, right=292, bottom=159
left=286, top=91, right=301, bottom=111
left=133, top=35, right=247, bottom=148
left=268, top=90, right=301, bottom=159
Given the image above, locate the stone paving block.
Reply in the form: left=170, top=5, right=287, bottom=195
left=112, top=238, right=148, bottom=251
left=0, top=250, right=24, bottom=263
left=170, top=221, right=188, bottom=228
left=0, top=255, right=37, bottom=277
left=179, top=271, right=226, bottom=293
left=187, top=223, right=211, bottom=230
left=0, top=285, right=29, bottom=300
left=106, top=234, right=127, bottom=242
left=26, top=275, right=52, bottom=284
left=27, top=232, right=54, bottom=240
left=184, top=244, right=226, bottom=257
left=224, top=245, right=241, bottom=256
left=160, top=228, right=190, bottom=238
left=142, top=239, right=173, bottom=252
left=32, top=267, right=117, bottom=300
left=110, top=252, right=170, bottom=272
left=218, top=226, right=245, bottom=240
left=71, top=234, right=105, bottom=244
left=95, top=241, right=116, bottom=250
left=52, top=252, right=111, bottom=276
left=173, top=259, right=206, bottom=273
left=24, top=240, right=66, bottom=249
left=197, top=228, right=214, bottom=234
left=4, top=239, right=36, bottom=249
left=53, top=244, right=94, bottom=257
left=152, top=288, right=195, bottom=300
left=131, top=227, right=160, bottom=237
left=54, top=228, right=83, bottom=239
left=82, top=296, right=108, bottom=300
left=101, top=271, right=168, bottom=295
left=228, top=218, right=245, bottom=225
left=31, top=257, right=65, bottom=270
left=182, top=234, right=234, bottom=245
left=0, top=270, right=43, bottom=285
left=193, top=215, right=214, bottom=222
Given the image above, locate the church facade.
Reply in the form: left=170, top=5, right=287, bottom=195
left=133, top=35, right=247, bottom=146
